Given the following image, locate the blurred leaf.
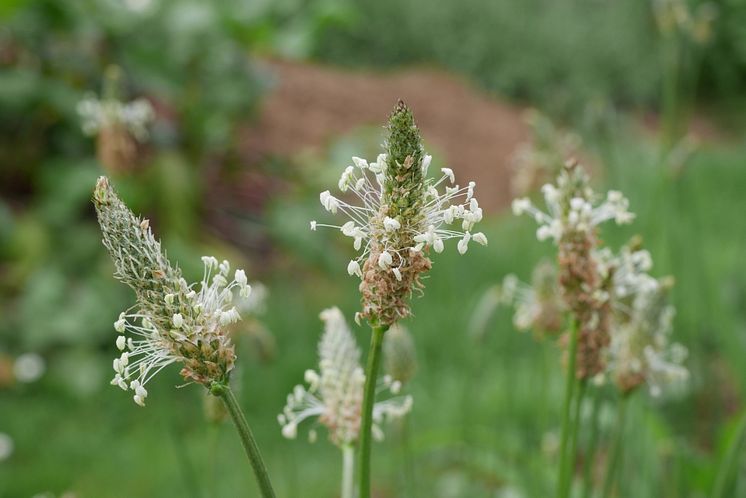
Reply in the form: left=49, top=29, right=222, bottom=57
left=37, top=159, right=99, bottom=228
left=50, top=348, right=106, bottom=398
left=0, top=68, right=44, bottom=111
left=148, top=152, right=198, bottom=238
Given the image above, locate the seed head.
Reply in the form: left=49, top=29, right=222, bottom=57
left=279, top=307, right=412, bottom=446
left=94, top=177, right=251, bottom=406
left=313, top=102, right=487, bottom=325
left=513, top=161, right=632, bottom=378
left=605, top=241, right=688, bottom=396
left=78, top=68, right=153, bottom=173
left=502, top=261, right=566, bottom=337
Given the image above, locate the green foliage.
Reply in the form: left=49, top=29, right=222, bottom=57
left=701, top=0, right=746, bottom=100
left=313, top=0, right=662, bottom=117
left=0, top=0, right=264, bottom=187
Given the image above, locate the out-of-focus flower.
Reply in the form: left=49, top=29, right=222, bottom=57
left=78, top=95, right=153, bottom=142
left=94, top=177, right=251, bottom=406
left=203, top=390, right=229, bottom=424
left=467, top=285, right=505, bottom=342
left=652, top=0, right=718, bottom=44
left=383, top=323, right=417, bottom=385
left=605, top=241, right=688, bottom=396
left=512, top=162, right=634, bottom=244
left=690, top=4, right=718, bottom=44
left=278, top=307, right=412, bottom=446
left=78, top=66, right=154, bottom=172
left=510, top=110, right=581, bottom=197
left=513, top=161, right=632, bottom=378
left=312, top=101, right=486, bottom=325
left=502, top=261, right=566, bottom=337
left=238, top=282, right=268, bottom=316
left=13, top=353, right=45, bottom=383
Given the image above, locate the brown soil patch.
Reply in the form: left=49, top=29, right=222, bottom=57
left=240, top=58, right=529, bottom=212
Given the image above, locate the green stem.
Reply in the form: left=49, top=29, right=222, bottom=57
left=563, top=379, right=587, bottom=498
left=215, top=384, right=276, bottom=498
left=402, top=416, right=418, bottom=498
left=712, top=410, right=746, bottom=498
left=582, top=389, right=603, bottom=498
left=601, top=396, right=629, bottom=498
left=358, top=324, right=388, bottom=498
left=661, top=32, right=681, bottom=154
left=557, top=319, right=580, bottom=498
left=342, top=445, right=355, bottom=498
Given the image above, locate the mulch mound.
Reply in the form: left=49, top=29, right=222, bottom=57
left=239, top=58, right=529, bottom=212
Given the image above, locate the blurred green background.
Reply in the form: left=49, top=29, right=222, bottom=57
left=1, top=0, right=746, bottom=496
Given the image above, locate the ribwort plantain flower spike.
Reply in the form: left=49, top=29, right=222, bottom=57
left=78, top=65, right=153, bottom=142
left=511, top=161, right=634, bottom=245
left=78, top=66, right=154, bottom=173
left=278, top=307, right=412, bottom=446
left=94, top=177, right=251, bottom=406
left=312, top=101, right=487, bottom=325
left=604, top=240, right=688, bottom=396
left=78, top=93, right=154, bottom=142
left=501, top=261, right=566, bottom=337
left=513, top=161, right=633, bottom=379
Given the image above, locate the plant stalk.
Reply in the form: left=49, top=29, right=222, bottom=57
left=557, top=319, right=580, bottom=498
left=358, top=324, right=388, bottom=498
left=563, top=379, right=587, bottom=498
left=215, top=384, right=276, bottom=498
left=582, top=389, right=603, bottom=498
left=342, top=445, right=355, bottom=498
left=601, top=395, right=629, bottom=498
left=661, top=31, right=681, bottom=154
left=712, top=410, right=746, bottom=498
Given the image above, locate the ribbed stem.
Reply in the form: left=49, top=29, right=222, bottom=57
left=712, top=410, right=746, bottom=498
left=358, top=324, right=388, bottom=498
left=557, top=319, right=580, bottom=498
left=601, top=396, right=628, bottom=498
left=215, top=384, right=276, bottom=498
left=342, top=445, right=355, bottom=498
left=562, top=379, right=587, bottom=498
left=582, top=389, right=603, bottom=498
